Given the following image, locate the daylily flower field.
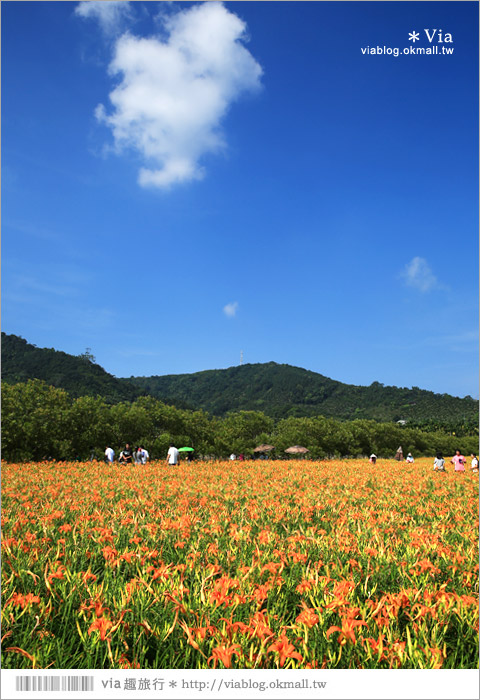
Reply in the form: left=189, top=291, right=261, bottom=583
left=1, top=458, right=478, bottom=669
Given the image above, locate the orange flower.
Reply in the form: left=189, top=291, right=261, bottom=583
left=296, top=579, right=313, bottom=594
left=117, top=654, right=140, bottom=669
left=102, top=545, right=118, bottom=563
left=10, top=592, right=41, bottom=609
left=88, top=618, right=113, bottom=640
left=268, top=633, right=303, bottom=667
left=94, top=600, right=109, bottom=618
left=251, top=583, right=271, bottom=605
left=258, top=529, right=271, bottom=544
left=208, top=644, right=241, bottom=668
left=296, top=603, right=319, bottom=628
left=129, top=535, right=142, bottom=544
left=120, top=551, right=135, bottom=563
left=231, top=621, right=251, bottom=635
left=191, top=626, right=213, bottom=641
left=326, top=617, right=367, bottom=646
left=424, top=646, right=445, bottom=669
left=363, top=633, right=385, bottom=660
left=150, top=565, right=170, bottom=581
left=48, top=564, right=66, bottom=583
left=388, top=641, right=407, bottom=668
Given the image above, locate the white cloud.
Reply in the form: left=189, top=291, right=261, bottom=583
left=402, top=256, right=438, bottom=292
left=223, top=301, right=239, bottom=318
left=75, top=1, right=133, bottom=35
left=94, top=2, right=262, bottom=188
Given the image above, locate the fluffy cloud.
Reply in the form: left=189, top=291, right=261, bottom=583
left=94, top=2, right=262, bottom=188
left=75, top=1, right=133, bottom=35
left=223, top=301, right=239, bottom=318
left=402, top=256, right=438, bottom=292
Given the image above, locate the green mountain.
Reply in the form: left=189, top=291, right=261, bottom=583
left=126, top=362, right=478, bottom=429
left=2, top=332, right=478, bottom=429
left=1, top=333, right=140, bottom=403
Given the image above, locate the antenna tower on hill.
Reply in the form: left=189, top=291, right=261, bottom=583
left=240, top=350, right=244, bottom=365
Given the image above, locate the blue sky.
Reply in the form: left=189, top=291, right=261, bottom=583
left=2, top=1, right=478, bottom=397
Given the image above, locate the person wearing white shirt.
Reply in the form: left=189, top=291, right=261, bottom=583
left=166, top=444, right=179, bottom=465
left=141, top=447, right=149, bottom=465
left=471, top=454, right=479, bottom=473
left=105, top=447, right=115, bottom=463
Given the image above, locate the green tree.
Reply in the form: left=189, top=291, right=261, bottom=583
left=68, top=395, right=111, bottom=459
left=1, top=380, right=72, bottom=461
left=215, top=411, right=274, bottom=456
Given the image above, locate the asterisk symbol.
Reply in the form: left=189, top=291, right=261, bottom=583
left=409, top=31, right=420, bottom=42
left=169, top=681, right=177, bottom=688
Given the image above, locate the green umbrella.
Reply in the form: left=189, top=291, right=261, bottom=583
left=178, top=447, right=194, bottom=452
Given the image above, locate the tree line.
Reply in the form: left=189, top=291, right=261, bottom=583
left=2, top=380, right=477, bottom=463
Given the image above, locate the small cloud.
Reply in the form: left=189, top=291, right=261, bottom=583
left=74, top=1, right=133, bottom=35
left=223, top=301, right=238, bottom=318
left=402, top=256, right=438, bottom=292
left=94, top=2, right=262, bottom=189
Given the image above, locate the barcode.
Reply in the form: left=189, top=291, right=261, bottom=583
left=15, top=676, right=94, bottom=692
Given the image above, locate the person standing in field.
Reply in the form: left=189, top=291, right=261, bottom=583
left=369, top=454, right=377, bottom=464
left=105, top=446, right=115, bottom=464
left=451, top=449, right=466, bottom=473
left=394, top=447, right=403, bottom=461
left=433, top=452, right=445, bottom=471
left=469, top=453, right=478, bottom=473
left=119, top=443, right=133, bottom=464
left=166, top=444, right=179, bottom=466
left=141, top=446, right=149, bottom=465
left=406, top=453, right=414, bottom=463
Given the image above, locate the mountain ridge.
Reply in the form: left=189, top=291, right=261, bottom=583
left=125, top=361, right=478, bottom=425
left=2, top=333, right=476, bottom=430
left=1, top=333, right=140, bottom=404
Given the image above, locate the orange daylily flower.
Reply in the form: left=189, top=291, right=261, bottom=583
left=326, top=617, right=367, bottom=645
left=296, top=579, right=313, bottom=594
left=48, top=565, right=66, bottom=583
left=268, top=633, right=303, bottom=667
left=10, top=593, right=41, bottom=608
left=117, top=654, right=140, bottom=669
left=88, top=617, right=113, bottom=640
left=296, top=602, right=320, bottom=628
left=208, top=644, right=241, bottom=668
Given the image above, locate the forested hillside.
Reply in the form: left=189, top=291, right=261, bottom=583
left=2, top=332, right=478, bottom=432
left=1, top=333, right=140, bottom=403
left=128, top=362, right=478, bottom=431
